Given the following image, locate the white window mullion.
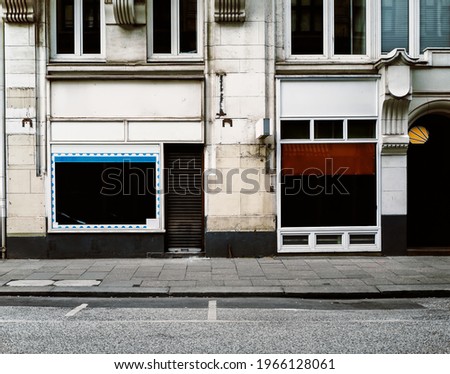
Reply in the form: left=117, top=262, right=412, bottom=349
left=326, top=0, right=332, bottom=57
left=74, top=0, right=82, bottom=56
left=172, top=0, right=179, bottom=56
left=410, top=0, right=420, bottom=57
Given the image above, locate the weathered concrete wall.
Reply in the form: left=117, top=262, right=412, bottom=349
left=205, top=0, right=276, bottom=233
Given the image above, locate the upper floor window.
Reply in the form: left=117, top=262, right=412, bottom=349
left=52, top=0, right=103, bottom=59
left=149, top=0, right=201, bottom=59
left=382, top=0, right=450, bottom=55
left=290, top=0, right=367, bottom=57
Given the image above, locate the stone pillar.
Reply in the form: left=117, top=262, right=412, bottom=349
left=204, top=0, right=276, bottom=256
left=377, top=51, right=419, bottom=255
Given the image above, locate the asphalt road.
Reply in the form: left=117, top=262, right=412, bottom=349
left=0, top=297, right=449, bottom=354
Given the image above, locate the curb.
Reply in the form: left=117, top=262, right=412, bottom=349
left=0, top=286, right=449, bottom=299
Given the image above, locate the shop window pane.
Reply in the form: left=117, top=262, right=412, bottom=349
left=314, top=120, right=343, bottom=139
left=349, top=234, right=376, bottom=244
left=381, top=0, right=409, bottom=53
left=57, top=0, right=75, bottom=54
left=283, top=235, right=309, bottom=245
left=316, top=235, right=342, bottom=245
left=82, top=0, right=101, bottom=54
left=291, top=0, right=324, bottom=54
left=281, top=143, right=376, bottom=227
left=153, top=0, right=172, bottom=53
left=55, top=159, right=157, bottom=225
left=180, top=0, right=197, bottom=53
left=334, top=0, right=366, bottom=54
left=282, top=143, right=375, bottom=175
left=281, top=120, right=310, bottom=139
left=348, top=119, right=376, bottom=139
left=420, top=0, right=450, bottom=52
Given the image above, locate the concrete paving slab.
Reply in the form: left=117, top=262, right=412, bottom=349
left=79, top=272, right=109, bottom=280
left=25, top=273, right=58, bottom=280
left=140, top=280, right=170, bottom=287
left=158, top=272, right=186, bottom=281
left=54, top=280, right=101, bottom=287
left=6, top=280, right=55, bottom=287
left=51, top=274, right=84, bottom=280
left=0, top=286, right=55, bottom=295
left=99, top=280, right=142, bottom=287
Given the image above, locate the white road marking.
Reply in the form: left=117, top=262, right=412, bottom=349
left=65, top=303, right=88, bottom=317
left=208, top=300, right=217, bottom=321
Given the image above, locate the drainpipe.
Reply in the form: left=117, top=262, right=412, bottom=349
left=0, top=16, right=6, bottom=259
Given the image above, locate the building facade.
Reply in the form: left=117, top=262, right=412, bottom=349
left=0, top=0, right=449, bottom=258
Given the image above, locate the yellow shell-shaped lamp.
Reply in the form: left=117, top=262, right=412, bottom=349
left=409, top=126, right=429, bottom=144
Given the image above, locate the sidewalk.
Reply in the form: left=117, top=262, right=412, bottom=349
left=1, top=256, right=450, bottom=298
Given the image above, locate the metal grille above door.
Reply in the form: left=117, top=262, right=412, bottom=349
left=165, top=144, right=204, bottom=252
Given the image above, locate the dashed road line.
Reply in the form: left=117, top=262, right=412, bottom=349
left=208, top=300, right=217, bottom=321
left=65, top=303, right=88, bottom=317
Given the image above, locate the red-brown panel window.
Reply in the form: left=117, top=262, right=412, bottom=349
left=281, top=143, right=375, bottom=176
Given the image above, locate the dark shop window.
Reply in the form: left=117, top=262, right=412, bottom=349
left=281, top=143, right=376, bottom=227
left=55, top=159, right=157, bottom=226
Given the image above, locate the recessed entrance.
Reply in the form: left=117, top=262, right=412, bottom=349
left=407, top=114, right=450, bottom=249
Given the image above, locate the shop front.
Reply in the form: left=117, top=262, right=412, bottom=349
left=277, top=77, right=380, bottom=253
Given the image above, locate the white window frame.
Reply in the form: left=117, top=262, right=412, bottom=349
left=277, top=118, right=380, bottom=253
left=49, top=144, right=163, bottom=233
left=148, top=0, right=203, bottom=61
left=276, top=78, right=381, bottom=253
left=286, top=0, right=377, bottom=61
left=50, top=0, right=105, bottom=61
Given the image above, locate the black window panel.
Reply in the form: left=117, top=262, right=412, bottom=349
left=179, top=0, right=197, bottom=53
left=348, top=119, right=376, bottom=139
left=291, top=0, right=324, bottom=54
left=349, top=234, right=376, bottom=244
left=153, top=0, right=172, bottom=53
left=82, top=0, right=101, bottom=54
left=281, top=120, right=310, bottom=139
left=314, top=120, right=343, bottom=139
left=281, top=174, right=377, bottom=227
left=57, top=0, right=75, bottom=54
left=283, top=235, right=309, bottom=245
left=316, top=235, right=342, bottom=245
left=334, top=0, right=366, bottom=54
left=55, top=162, right=156, bottom=225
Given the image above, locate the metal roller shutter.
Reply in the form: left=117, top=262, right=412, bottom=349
left=165, top=144, right=204, bottom=251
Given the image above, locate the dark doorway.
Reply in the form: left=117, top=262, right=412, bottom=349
left=407, top=114, right=450, bottom=248
left=164, top=144, right=204, bottom=252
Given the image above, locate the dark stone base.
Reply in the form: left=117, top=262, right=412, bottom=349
left=381, top=215, right=407, bottom=256
left=205, top=231, right=277, bottom=257
left=6, top=233, right=165, bottom=259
